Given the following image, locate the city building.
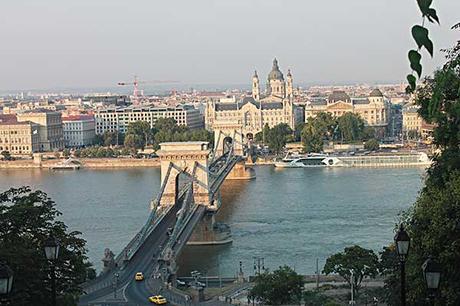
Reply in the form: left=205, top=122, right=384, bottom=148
left=62, top=115, right=96, bottom=147
left=16, top=110, right=64, bottom=151
left=94, top=105, right=203, bottom=135
left=205, top=58, right=297, bottom=137
left=304, top=89, right=391, bottom=137
left=0, top=115, right=40, bottom=154
left=402, top=105, right=435, bottom=139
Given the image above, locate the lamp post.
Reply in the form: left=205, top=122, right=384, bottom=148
left=0, top=263, right=13, bottom=305
left=394, top=223, right=410, bottom=306
left=44, top=236, right=60, bottom=306
left=422, top=258, right=441, bottom=304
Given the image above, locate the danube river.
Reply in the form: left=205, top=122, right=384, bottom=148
left=0, top=166, right=424, bottom=277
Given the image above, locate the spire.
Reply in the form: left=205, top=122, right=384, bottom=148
left=287, top=69, right=292, bottom=77
left=272, top=58, right=279, bottom=69
left=253, top=70, right=258, bottom=78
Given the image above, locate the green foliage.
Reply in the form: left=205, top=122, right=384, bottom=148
left=415, top=43, right=460, bottom=186
left=383, top=38, right=460, bottom=305
left=152, top=118, right=213, bottom=150
left=364, top=138, right=380, bottom=151
left=74, top=146, right=121, bottom=158
left=248, top=265, right=304, bottom=305
left=303, top=290, right=334, bottom=306
left=336, top=112, right=366, bottom=142
left=406, top=0, right=439, bottom=92
left=1, top=150, right=12, bottom=161
left=63, top=149, right=71, bottom=158
left=323, top=245, right=379, bottom=296
left=0, top=187, right=94, bottom=305
left=125, top=121, right=152, bottom=150
left=409, top=50, right=423, bottom=77
left=412, top=25, right=434, bottom=57
left=100, top=131, right=123, bottom=147
left=388, top=171, right=460, bottom=305
left=379, top=245, right=400, bottom=305
left=301, top=112, right=336, bottom=153
left=301, top=112, right=370, bottom=152
left=265, top=123, right=292, bottom=154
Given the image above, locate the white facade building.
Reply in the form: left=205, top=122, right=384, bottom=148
left=62, top=115, right=96, bottom=147
left=94, top=105, right=203, bottom=135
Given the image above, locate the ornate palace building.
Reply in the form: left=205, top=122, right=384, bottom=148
left=206, top=58, right=296, bottom=138
left=305, top=89, right=391, bottom=136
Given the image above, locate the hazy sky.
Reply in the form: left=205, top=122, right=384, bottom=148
left=1, top=0, right=459, bottom=90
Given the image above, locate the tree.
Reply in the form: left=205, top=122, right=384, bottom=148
left=336, top=113, right=366, bottom=142
left=124, top=133, right=142, bottom=153
left=266, top=123, right=292, bottom=155
left=364, top=138, right=379, bottom=151
left=63, top=149, right=71, bottom=158
left=126, top=121, right=152, bottom=150
left=379, top=245, right=400, bottom=306
left=301, top=112, right=337, bottom=152
left=301, top=122, right=324, bottom=153
left=154, top=117, right=177, bottom=132
left=303, top=290, right=336, bottom=306
left=1, top=150, right=12, bottom=161
left=400, top=171, right=460, bottom=305
left=249, top=265, right=304, bottom=305
left=323, top=245, right=379, bottom=296
left=0, top=187, right=95, bottom=306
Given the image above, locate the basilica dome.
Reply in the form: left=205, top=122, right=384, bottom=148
left=268, top=58, right=284, bottom=81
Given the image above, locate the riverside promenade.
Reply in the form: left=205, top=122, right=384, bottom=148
left=0, top=157, right=160, bottom=169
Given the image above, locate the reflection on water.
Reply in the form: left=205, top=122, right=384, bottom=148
left=0, top=166, right=424, bottom=276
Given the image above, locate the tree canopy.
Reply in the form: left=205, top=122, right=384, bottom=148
left=323, top=245, right=379, bottom=295
left=0, top=187, right=95, bottom=306
left=248, top=265, right=304, bottom=305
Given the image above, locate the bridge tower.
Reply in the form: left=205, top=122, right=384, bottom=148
left=157, top=142, right=212, bottom=207
left=212, top=123, right=245, bottom=157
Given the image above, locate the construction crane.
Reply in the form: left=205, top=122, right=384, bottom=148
left=117, top=76, right=178, bottom=105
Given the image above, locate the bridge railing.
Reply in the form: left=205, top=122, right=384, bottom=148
left=112, top=162, right=176, bottom=267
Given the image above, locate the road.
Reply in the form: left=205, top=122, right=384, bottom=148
left=78, top=155, right=236, bottom=305
left=79, top=199, right=181, bottom=305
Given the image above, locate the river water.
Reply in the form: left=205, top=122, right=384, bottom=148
left=0, top=166, right=424, bottom=277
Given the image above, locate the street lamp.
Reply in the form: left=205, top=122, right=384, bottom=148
left=394, top=223, right=410, bottom=306
left=0, top=262, right=13, bottom=304
left=422, top=258, right=442, bottom=302
left=44, top=236, right=60, bottom=306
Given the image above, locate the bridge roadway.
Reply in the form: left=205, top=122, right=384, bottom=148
left=79, top=197, right=182, bottom=305
left=79, top=192, right=208, bottom=305
left=79, top=153, right=240, bottom=305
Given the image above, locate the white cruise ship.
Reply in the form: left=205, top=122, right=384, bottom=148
left=274, top=152, right=431, bottom=168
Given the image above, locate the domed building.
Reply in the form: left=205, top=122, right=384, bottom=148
left=304, top=88, right=391, bottom=137
left=206, top=59, right=297, bottom=138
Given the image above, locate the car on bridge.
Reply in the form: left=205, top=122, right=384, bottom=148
left=149, top=295, right=167, bottom=304
left=135, top=272, right=144, bottom=281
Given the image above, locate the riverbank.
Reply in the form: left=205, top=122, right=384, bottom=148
left=0, top=158, right=160, bottom=169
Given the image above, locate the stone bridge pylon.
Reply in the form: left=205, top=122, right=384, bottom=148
left=157, top=142, right=212, bottom=207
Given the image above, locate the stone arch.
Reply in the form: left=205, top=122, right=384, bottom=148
left=174, top=171, right=189, bottom=206
left=223, top=136, right=233, bottom=155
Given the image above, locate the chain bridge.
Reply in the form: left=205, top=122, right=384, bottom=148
left=79, top=129, right=255, bottom=305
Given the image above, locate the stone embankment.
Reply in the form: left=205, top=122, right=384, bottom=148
left=0, top=158, right=160, bottom=169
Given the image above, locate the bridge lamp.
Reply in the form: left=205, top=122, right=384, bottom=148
left=394, top=224, right=410, bottom=260
left=422, top=258, right=442, bottom=299
left=44, top=236, right=60, bottom=261
left=394, top=223, right=410, bottom=306
left=0, top=262, right=13, bottom=295
left=44, top=235, right=60, bottom=306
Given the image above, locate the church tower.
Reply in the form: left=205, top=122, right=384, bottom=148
left=286, top=69, right=293, bottom=98
left=252, top=70, right=260, bottom=100
left=267, top=58, right=286, bottom=98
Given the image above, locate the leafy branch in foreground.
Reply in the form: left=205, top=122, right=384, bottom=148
left=407, top=0, right=440, bottom=92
